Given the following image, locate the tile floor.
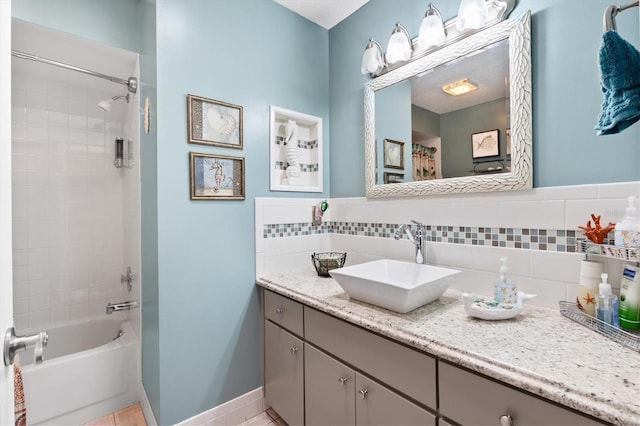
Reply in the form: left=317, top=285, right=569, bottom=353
left=240, top=408, right=286, bottom=426
left=84, top=402, right=146, bottom=426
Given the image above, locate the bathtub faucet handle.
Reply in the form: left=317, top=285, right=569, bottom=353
left=3, top=327, right=48, bottom=366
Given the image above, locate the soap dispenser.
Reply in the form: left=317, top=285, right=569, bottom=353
left=494, top=257, right=517, bottom=304
left=595, top=273, right=619, bottom=327
left=614, top=196, right=640, bottom=248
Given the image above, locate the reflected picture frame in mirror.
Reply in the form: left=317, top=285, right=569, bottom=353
left=364, top=11, right=531, bottom=197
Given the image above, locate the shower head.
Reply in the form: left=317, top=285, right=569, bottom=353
left=98, top=93, right=130, bottom=112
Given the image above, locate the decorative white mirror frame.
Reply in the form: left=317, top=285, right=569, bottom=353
left=364, top=11, right=531, bottom=198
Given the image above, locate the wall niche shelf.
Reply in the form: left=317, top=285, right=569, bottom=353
left=576, top=239, right=640, bottom=264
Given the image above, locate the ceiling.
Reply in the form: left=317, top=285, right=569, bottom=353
left=273, top=0, right=369, bottom=29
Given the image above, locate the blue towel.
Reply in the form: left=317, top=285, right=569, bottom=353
left=595, top=30, right=640, bottom=135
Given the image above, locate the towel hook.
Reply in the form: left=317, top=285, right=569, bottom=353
left=603, top=1, right=639, bottom=32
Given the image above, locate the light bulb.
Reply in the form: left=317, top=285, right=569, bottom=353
left=417, top=4, right=446, bottom=52
left=386, top=24, right=412, bottom=64
left=457, top=0, right=488, bottom=31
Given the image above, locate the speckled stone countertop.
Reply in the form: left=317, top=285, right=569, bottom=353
left=257, top=269, right=640, bottom=426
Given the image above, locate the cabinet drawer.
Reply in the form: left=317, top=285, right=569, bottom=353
left=264, top=290, right=304, bottom=337
left=439, top=362, right=604, bottom=425
left=304, top=307, right=437, bottom=409
left=356, top=373, right=436, bottom=426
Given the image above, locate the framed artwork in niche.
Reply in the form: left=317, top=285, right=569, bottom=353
left=383, top=138, right=404, bottom=169
left=471, top=129, right=499, bottom=159
left=189, top=152, right=245, bottom=200
left=187, top=94, right=243, bottom=149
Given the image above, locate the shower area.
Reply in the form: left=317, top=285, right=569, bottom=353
left=11, top=19, right=142, bottom=425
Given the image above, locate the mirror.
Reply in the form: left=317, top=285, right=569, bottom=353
left=365, top=12, right=531, bottom=197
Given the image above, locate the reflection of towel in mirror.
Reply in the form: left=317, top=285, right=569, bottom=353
left=595, top=30, right=640, bottom=135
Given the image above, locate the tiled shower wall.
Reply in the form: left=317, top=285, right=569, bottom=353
left=255, top=181, right=640, bottom=310
left=11, top=72, right=133, bottom=330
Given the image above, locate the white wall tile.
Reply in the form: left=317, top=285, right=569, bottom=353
left=471, top=245, right=531, bottom=276
left=566, top=199, right=625, bottom=230
left=597, top=182, right=640, bottom=199
left=499, top=200, right=565, bottom=229
left=541, top=184, right=598, bottom=201
left=530, top=251, right=582, bottom=283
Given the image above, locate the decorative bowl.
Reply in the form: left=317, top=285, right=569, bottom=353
left=312, top=252, right=347, bottom=277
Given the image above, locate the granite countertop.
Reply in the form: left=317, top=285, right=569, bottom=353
left=257, top=269, right=640, bottom=426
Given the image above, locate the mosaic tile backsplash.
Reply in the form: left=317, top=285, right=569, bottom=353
left=263, top=222, right=579, bottom=253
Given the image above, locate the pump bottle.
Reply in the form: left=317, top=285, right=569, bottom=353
left=494, top=258, right=517, bottom=304
left=595, top=273, right=619, bottom=327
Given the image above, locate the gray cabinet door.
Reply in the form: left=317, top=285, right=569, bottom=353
left=355, top=373, right=436, bottom=426
left=264, top=320, right=304, bottom=426
left=305, top=344, right=356, bottom=426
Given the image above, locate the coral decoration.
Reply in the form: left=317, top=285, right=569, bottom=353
left=578, top=214, right=615, bottom=244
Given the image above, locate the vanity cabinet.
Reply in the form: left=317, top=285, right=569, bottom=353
left=439, top=362, right=604, bottom=425
left=262, top=289, right=605, bottom=426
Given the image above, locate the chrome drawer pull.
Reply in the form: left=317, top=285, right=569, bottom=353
left=275, top=307, right=285, bottom=314
left=358, top=389, right=368, bottom=399
left=338, top=377, right=348, bottom=386
left=290, top=346, right=299, bottom=355
left=499, top=414, right=513, bottom=426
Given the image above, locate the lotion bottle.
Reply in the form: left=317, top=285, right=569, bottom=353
left=494, top=257, right=517, bottom=304
left=614, top=196, right=640, bottom=248
left=595, top=273, right=619, bottom=327
left=619, top=264, right=640, bottom=330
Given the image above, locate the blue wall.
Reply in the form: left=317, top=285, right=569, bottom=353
left=154, top=0, right=329, bottom=423
left=12, top=0, right=141, bottom=52
left=329, top=0, right=640, bottom=197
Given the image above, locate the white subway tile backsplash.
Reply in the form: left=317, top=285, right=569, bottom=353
left=256, top=183, right=640, bottom=308
left=499, top=200, right=565, bottom=229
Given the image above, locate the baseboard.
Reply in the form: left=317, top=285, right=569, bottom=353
left=176, top=387, right=265, bottom=426
left=139, top=383, right=158, bottom=426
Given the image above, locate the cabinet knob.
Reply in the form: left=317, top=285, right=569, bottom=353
left=358, top=389, right=368, bottom=399
left=338, top=377, right=348, bottom=386
left=290, top=346, right=299, bottom=355
left=499, top=414, right=513, bottom=426
left=275, top=307, right=285, bottom=314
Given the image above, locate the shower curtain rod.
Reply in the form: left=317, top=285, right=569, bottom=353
left=11, top=49, right=137, bottom=93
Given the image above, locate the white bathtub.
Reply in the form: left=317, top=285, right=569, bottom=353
left=19, top=317, right=138, bottom=425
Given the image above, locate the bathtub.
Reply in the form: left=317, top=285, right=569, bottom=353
left=19, top=317, right=138, bottom=425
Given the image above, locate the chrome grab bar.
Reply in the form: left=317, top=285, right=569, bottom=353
left=106, top=300, right=140, bottom=315
left=4, top=327, right=48, bottom=366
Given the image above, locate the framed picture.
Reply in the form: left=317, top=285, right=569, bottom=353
left=506, top=128, right=511, bottom=157
left=471, top=129, right=499, bottom=159
left=383, top=138, right=404, bottom=169
left=187, top=94, right=243, bottom=149
left=189, top=152, right=245, bottom=200
left=383, top=172, right=404, bottom=184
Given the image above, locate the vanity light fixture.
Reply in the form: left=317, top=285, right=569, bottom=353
left=457, top=0, right=489, bottom=31
left=442, top=78, right=478, bottom=96
left=385, top=23, right=413, bottom=64
left=361, top=38, right=385, bottom=75
left=417, top=3, right=446, bottom=52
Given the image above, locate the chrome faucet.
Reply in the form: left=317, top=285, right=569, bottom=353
left=106, top=300, right=140, bottom=315
left=394, top=220, right=426, bottom=264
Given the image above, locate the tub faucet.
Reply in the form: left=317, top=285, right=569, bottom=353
left=106, top=300, right=140, bottom=315
left=394, top=220, right=426, bottom=264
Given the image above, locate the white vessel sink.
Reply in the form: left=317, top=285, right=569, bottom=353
left=329, top=259, right=461, bottom=313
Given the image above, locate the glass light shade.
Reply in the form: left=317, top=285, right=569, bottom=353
left=386, top=24, right=412, bottom=64
left=456, top=0, right=489, bottom=31
left=361, top=40, right=384, bottom=75
left=417, top=10, right=446, bottom=51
